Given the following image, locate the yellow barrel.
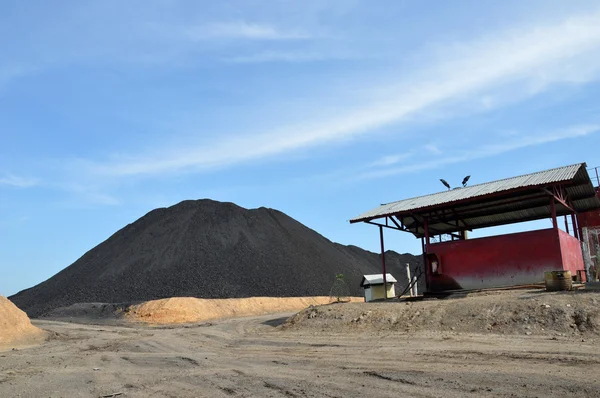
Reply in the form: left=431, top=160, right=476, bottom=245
left=545, top=271, right=572, bottom=291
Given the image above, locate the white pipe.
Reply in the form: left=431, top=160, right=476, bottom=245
left=405, top=263, right=412, bottom=297
left=412, top=276, right=418, bottom=296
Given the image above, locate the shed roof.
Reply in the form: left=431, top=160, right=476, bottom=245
left=351, top=163, right=600, bottom=238
left=361, top=273, right=397, bottom=287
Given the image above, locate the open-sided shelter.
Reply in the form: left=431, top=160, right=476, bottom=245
left=350, top=163, right=600, bottom=293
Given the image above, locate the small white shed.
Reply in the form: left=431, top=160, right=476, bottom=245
left=360, top=273, right=397, bottom=302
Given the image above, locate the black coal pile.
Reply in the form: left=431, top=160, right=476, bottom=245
left=11, top=200, right=422, bottom=317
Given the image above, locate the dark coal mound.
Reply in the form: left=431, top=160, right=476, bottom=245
left=11, top=200, right=422, bottom=317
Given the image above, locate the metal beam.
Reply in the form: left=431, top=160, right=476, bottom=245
left=365, top=220, right=404, bottom=232
left=550, top=196, right=558, bottom=230
left=423, top=210, right=571, bottom=236
left=542, top=187, right=576, bottom=213
left=425, top=196, right=555, bottom=227
left=572, top=213, right=580, bottom=240
left=388, top=216, right=402, bottom=230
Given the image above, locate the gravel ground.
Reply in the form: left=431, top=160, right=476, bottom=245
left=1, top=309, right=599, bottom=398
left=285, top=289, right=600, bottom=337
left=10, top=199, right=421, bottom=317
left=2, top=290, right=599, bottom=397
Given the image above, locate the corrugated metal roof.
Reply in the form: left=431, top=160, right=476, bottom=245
left=352, top=163, right=584, bottom=222
left=361, top=274, right=397, bottom=286
left=350, top=163, right=600, bottom=237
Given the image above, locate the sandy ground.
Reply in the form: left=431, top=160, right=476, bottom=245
left=2, top=298, right=600, bottom=397
left=42, top=297, right=364, bottom=325
left=126, top=296, right=363, bottom=324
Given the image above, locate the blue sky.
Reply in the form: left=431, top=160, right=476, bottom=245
left=2, top=1, right=600, bottom=296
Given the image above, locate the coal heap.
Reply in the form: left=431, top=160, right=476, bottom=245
left=11, top=200, right=422, bottom=317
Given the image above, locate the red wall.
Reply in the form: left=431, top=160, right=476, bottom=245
left=577, top=189, right=600, bottom=229
left=558, top=229, right=584, bottom=276
left=578, top=209, right=600, bottom=229
left=426, top=228, right=583, bottom=292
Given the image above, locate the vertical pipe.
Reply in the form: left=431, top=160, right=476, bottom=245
left=550, top=197, right=558, bottom=230
left=564, top=215, right=570, bottom=234
left=405, top=263, right=412, bottom=297
left=421, top=237, right=428, bottom=293
left=379, top=225, right=387, bottom=300
left=571, top=213, right=578, bottom=240
left=412, top=276, right=418, bottom=296
left=424, top=217, right=430, bottom=246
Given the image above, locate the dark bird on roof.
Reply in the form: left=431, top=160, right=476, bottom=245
left=440, top=179, right=451, bottom=190
left=462, top=175, right=471, bottom=187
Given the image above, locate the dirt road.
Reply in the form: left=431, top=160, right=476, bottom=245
left=1, top=312, right=599, bottom=398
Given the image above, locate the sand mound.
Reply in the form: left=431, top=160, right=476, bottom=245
left=126, top=296, right=363, bottom=324
left=284, top=290, right=600, bottom=337
left=0, top=296, right=45, bottom=349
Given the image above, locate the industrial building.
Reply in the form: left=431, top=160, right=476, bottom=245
left=351, top=163, right=600, bottom=294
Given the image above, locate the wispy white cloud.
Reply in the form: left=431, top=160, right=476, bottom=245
left=61, top=184, right=120, bottom=206
left=82, top=9, right=600, bottom=178
left=369, top=153, right=413, bottom=167
left=54, top=183, right=121, bottom=208
left=16, top=216, right=30, bottom=225
left=186, top=22, right=311, bottom=41
left=424, top=144, right=442, bottom=155
left=0, top=174, right=38, bottom=188
left=0, top=64, right=37, bottom=90
left=355, top=124, right=600, bottom=180
left=225, top=50, right=351, bottom=64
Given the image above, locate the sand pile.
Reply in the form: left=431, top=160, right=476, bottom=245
left=284, top=290, right=600, bottom=337
left=42, top=297, right=364, bottom=325
left=0, top=296, right=45, bottom=348
left=128, top=296, right=363, bottom=324
left=11, top=199, right=421, bottom=317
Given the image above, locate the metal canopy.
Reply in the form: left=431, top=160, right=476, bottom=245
left=350, top=163, right=600, bottom=238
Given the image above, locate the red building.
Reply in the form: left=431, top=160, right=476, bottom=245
left=351, top=163, right=600, bottom=293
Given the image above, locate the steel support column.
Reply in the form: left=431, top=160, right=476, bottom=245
left=421, top=237, right=428, bottom=293
left=423, top=217, right=431, bottom=294
left=550, top=197, right=558, bottom=230
left=379, top=225, right=387, bottom=300
left=572, top=213, right=581, bottom=241
left=564, top=215, right=570, bottom=234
